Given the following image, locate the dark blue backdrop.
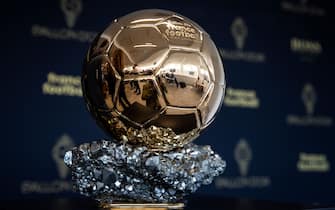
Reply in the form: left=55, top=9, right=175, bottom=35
left=2, top=0, right=334, bottom=205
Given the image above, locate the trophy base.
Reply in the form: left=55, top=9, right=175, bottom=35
left=65, top=141, right=225, bottom=204
left=99, top=203, right=184, bottom=210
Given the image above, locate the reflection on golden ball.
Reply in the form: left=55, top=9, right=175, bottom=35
left=82, top=9, right=225, bottom=151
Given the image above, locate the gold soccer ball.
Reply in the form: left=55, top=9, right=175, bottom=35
left=82, top=9, right=225, bottom=151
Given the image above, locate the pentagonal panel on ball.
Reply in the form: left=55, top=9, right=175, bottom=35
left=200, top=33, right=225, bottom=85
left=82, top=55, right=121, bottom=112
left=109, top=26, right=169, bottom=77
left=86, top=34, right=110, bottom=61
left=115, top=78, right=166, bottom=127
left=156, top=50, right=212, bottom=108
left=197, top=83, right=225, bottom=128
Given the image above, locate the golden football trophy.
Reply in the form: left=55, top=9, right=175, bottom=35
left=64, top=9, right=226, bottom=210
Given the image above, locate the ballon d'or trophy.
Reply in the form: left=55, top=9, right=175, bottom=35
left=64, top=9, right=226, bottom=210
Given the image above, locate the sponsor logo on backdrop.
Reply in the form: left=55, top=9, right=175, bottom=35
left=21, top=134, right=75, bottom=194
left=31, top=0, right=97, bottom=42
left=291, top=38, right=322, bottom=54
left=297, top=153, right=330, bottom=172
left=42, top=72, right=82, bottom=97
left=290, top=37, right=322, bottom=62
left=287, top=83, right=333, bottom=126
left=281, top=0, right=326, bottom=16
left=224, top=87, right=260, bottom=109
left=61, top=0, right=82, bottom=28
left=235, top=139, right=252, bottom=176
left=219, top=17, right=266, bottom=63
left=52, top=134, right=75, bottom=178
left=215, top=139, right=271, bottom=189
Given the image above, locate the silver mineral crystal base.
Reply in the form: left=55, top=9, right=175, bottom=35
left=64, top=140, right=225, bottom=204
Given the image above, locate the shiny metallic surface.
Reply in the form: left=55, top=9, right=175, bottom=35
left=65, top=140, right=225, bottom=203
left=82, top=9, right=225, bottom=151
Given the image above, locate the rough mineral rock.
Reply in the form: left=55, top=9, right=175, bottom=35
left=64, top=140, right=225, bottom=203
